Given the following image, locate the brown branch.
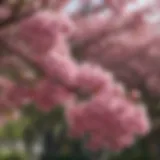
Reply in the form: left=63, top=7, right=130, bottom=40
left=0, top=0, right=37, bottom=30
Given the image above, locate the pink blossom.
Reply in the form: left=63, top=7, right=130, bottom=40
left=0, top=0, right=153, bottom=153
left=0, top=6, right=11, bottom=21
left=18, top=11, right=59, bottom=55
left=66, top=65, right=150, bottom=151
left=33, top=79, right=72, bottom=112
left=42, top=53, right=78, bottom=85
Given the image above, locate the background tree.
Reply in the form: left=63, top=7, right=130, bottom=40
left=0, top=0, right=159, bottom=159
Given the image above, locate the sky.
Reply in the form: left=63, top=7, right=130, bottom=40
left=64, top=0, right=149, bottom=11
left=64, top=0, right=104, bottom=13
left=65, top=0, right=79, bottom=13
left=65, top=0, right=149, bottom=13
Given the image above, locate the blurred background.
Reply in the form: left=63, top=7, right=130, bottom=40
left=0, top=0, right=159, bottom=160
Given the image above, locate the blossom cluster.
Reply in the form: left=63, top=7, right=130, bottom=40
left=72, top=0, right=160, bottom=98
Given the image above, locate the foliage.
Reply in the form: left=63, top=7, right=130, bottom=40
left=0, top=0, right=159, bottom=159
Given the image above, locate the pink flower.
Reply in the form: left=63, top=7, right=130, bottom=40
left=33, top=79, right=72, bottom=112
left=75, top=64, right=113, bottom=93
left=42, top=53, right=78, bottom=85
left=67, top=77, right=150, bottom=151
left=18, top=11, right=60, bottom=55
